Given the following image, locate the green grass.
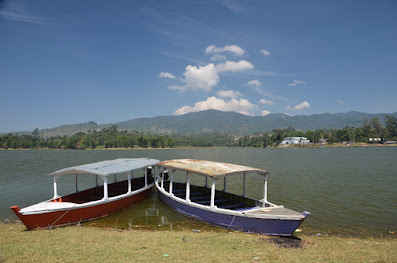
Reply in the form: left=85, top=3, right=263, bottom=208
left=1, top=223, right=396, bottom=263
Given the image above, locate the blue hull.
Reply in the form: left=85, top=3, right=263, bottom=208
left=158, top=190, right=306, bottom=236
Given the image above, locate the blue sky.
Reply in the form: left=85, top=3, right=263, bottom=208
left=1, top=0, right=396, bottom=132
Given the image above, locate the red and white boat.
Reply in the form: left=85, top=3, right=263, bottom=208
left=10, top=158, right=159, bottom=230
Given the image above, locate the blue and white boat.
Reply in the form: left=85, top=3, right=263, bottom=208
left=155, top=159, right=309, bottom=236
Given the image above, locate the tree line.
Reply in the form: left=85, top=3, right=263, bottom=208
left=238, top=115, right=397, bottom=147
left=1, top=115, right=396, bottom=149
left=0, top=125, right=234, bottom=149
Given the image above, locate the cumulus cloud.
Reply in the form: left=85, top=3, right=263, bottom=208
left=205, top=44, right=245, bottom=56
left=159, top=72, right=176, bottom=79
left=169, top=63, right=219, bottom=92
left=184, top=64, right=219, bottom=91
left=215, top=60, right=254, bottom=72
left=260, top=110, right=270, bottom=116
left=217, top=90, right=242, bottom=98
left=247, top=80, right=261, bottom=87
left=169, top=60, right=254, bottom=92
left=174, top=96, right=255, bottom=115
left=260, top=49, right=271, bottom=56
left=259, top=98, right=274, bottom=105
left=168, top=58, right=254, bottom=93
left=288, top=80, right=306, bottom=87
left=286, top=101, right=310, bottom=111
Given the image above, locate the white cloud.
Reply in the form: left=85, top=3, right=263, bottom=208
left=168, top=85, right=187, bottom=92
left=217, top=90, right=242, bottom=98
left=205, top=45, right=245, bottom=56
left=260, top=49, right=271, bottom=56
left=168, top=60, right=254, bottom=93
left=210, top=54, right=227, bottom=61
left=286, top=101, right=310, bottom=111
left=259, top=98, right=274, bottom=105
left=216, top=60, right=253, bottom=72
left=260, top=110, right=270, bottom=116
left=247, top=80, right=261, bottom=87
left=184, top=64, right=219, bottom=92
left=288, top=80, right=306, bottom=87
left=169, top=63, right=219, bottom=92
left=159, top=72, right=176, bottom=79
left=337, top=100, right=344, bottom=104
left=174, top=96, right=255, bottom=115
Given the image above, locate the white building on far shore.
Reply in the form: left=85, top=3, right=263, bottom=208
left=281, top=137, right=310, bottom=145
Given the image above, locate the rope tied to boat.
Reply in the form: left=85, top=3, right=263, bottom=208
left=48, top=203, right=78, bottom=230
left=182, top=211, right=238, bottom=243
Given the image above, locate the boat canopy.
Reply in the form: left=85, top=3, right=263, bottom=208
left=50, top=158, right=160, bottom=177
left=157, top=159, right=268, bottom=179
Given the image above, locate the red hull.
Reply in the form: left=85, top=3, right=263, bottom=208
left=11, top=187, right=152, bottom=230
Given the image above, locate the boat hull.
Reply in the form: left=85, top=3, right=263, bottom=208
left=158, top=190, right=305, bottom=236
left=11, top=186, right=152, bottom=230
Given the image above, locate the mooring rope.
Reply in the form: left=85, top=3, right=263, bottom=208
left=48, top=203, right=78, bottom=230
left=182, top=211, right=238, bottom=243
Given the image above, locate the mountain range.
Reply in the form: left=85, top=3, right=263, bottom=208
left=36, top=110, right=397, bottom=138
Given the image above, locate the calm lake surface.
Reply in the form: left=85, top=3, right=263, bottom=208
left=1, top=147, right=396, bottom=235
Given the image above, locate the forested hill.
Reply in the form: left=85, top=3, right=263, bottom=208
left=33, top=110, right=397, bottom=137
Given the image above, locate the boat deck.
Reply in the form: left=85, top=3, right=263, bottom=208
left=239, top=206, right=303, bottom=216
left=163, top=182, right=264, bottom=211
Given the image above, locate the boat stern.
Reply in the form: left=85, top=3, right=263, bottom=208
left=302, top=211, right=310, bottom=218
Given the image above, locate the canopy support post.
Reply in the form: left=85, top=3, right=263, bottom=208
left=114, top=174, right=117, bottom=183
left=127, top=171, right=132, bottom=194
left=53, top=176, right=59, bottom=199
left=263, top=175, right=268, bottom=207
left=205, top=176, right=208, bottom=188
left=223, top=177, right=227, bottom=192
left=210, top=179, right=216, bottom=209
left=144, top=167, right=148, bottom=188
left=155, top=165, right=159, bottom=184
left=95, top=174, right=98, bottom=187
left=103, top=176, right=109, bottom=200
left=169, top=169, right=173, bottom=195
left=243, top=173, right=246, bottom=197
left=75, top=173, right=78, bottom=192
left=161, top=167, right=165, bottom=190
left=186, top=172, right=190, bottom=202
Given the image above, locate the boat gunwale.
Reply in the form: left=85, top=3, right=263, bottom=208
left=19, top=182, right=155, bottom=215
left=155, top=181, right=305, bottom=220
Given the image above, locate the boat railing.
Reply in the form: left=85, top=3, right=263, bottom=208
left=51, top=177, right=153, bottom=204
left=161, top=181, right=259, bottom=211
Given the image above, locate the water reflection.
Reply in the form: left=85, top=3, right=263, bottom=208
left=85, top=191, right=222, bottom=233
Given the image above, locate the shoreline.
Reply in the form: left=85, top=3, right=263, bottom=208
left=1, top=143, right=396, bottom=151
left=1, top=218, right=395, bottom=239
left=1, top=222, right=396, bottom=262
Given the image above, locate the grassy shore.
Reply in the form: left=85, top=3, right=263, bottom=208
left=1, top=223, right=396, bottom=263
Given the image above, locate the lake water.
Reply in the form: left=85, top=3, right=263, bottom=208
left=1, top=147, right=396, bottom=235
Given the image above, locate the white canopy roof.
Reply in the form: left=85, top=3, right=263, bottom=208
left=50, top=158, right=160, bottom=177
